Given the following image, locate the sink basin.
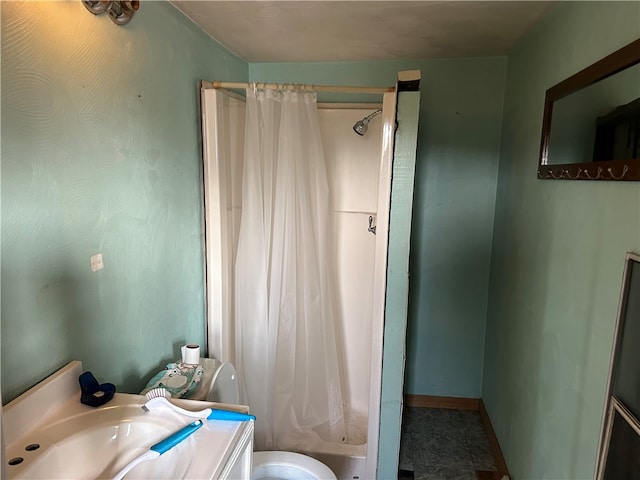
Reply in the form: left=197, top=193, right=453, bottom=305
left=4, top=362, right=254, bottom=479
left=14, top=404, right=196, bottom=479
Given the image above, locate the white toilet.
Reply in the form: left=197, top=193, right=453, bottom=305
left=188, top=358, right=337, bottom=480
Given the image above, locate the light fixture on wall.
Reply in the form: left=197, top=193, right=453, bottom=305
left=82, top=0, right=109, bottom=14
left=82, top=1, right=139, bottom=26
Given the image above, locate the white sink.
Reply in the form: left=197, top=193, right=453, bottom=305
left=3, top=362, right=254, bottom=479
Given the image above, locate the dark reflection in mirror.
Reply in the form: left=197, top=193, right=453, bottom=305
left=548, top=65, right=639, bottom=165
left=539, top=38, right=640, bottom=181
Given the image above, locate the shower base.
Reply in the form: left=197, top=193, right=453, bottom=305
left=304, top=410, right=368, bottom=480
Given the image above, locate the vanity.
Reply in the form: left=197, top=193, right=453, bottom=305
left=3, top=361, right=254, bottom=479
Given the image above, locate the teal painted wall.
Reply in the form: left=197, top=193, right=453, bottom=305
left=1, top=1, right=248, bottom=403
left=403, top=59, right=505, bottom=398
left=251, top=58, right=507, bottom=398
left=484, top=2, right=640, bottom=479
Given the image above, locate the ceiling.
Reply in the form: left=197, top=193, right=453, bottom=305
left=170, top=1, right=556, bottom=63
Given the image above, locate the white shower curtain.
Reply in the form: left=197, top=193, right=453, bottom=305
left=235, top=87, right=346, bottom=451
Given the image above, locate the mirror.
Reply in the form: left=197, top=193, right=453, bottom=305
left=538, top=38, right=640, bottom=180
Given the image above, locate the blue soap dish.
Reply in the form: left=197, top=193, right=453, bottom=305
left=79, top=371, right=116, bottom=407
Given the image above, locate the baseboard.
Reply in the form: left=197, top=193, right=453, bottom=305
left=403, top=395, right=510, bottom=479
left=404, top=394, right=480, bottom=410
left=478, top=399, right=510, bottom=479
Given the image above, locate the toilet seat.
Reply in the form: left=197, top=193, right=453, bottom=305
left=252, top=451, right=337, bottom=480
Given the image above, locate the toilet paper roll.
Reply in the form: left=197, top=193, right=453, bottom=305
left=181, top=344, right=200, bottom=365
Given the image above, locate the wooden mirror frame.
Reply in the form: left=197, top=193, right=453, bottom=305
left=538, top=38, right=640, bottom=181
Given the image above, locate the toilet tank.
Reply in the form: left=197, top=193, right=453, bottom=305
left=189, top=358, right=240, bottom=405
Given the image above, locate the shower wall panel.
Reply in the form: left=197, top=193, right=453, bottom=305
left=318, top=108, right=383, bottom=418
left=202, top=89, right=245, bottom=363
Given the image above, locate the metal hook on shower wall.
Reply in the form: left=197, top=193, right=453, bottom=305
left=368, top=215, right=377, bottom=235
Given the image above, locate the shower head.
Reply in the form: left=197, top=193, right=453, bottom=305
left=353, top=109, right=382, bottom=136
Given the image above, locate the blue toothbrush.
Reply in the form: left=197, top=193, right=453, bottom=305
left=112, top=420, right=203, bottom=480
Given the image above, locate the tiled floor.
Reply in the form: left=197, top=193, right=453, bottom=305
left=399, top=407, right=498, bottom=480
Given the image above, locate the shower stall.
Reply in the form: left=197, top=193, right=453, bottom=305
left=200, top=83, right=396, bottom=480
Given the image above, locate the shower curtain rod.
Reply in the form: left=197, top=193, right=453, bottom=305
left=211, top=80, right=394, bottom=94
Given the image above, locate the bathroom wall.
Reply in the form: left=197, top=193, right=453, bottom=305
left=1, top=1, right=248, bottom=403
left=484, top=2, right=640, bottom=479
left=252, top=58, right=506, bottom=398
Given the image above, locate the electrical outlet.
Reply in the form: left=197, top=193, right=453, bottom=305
left=90, top=253, right=104, bottom=272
